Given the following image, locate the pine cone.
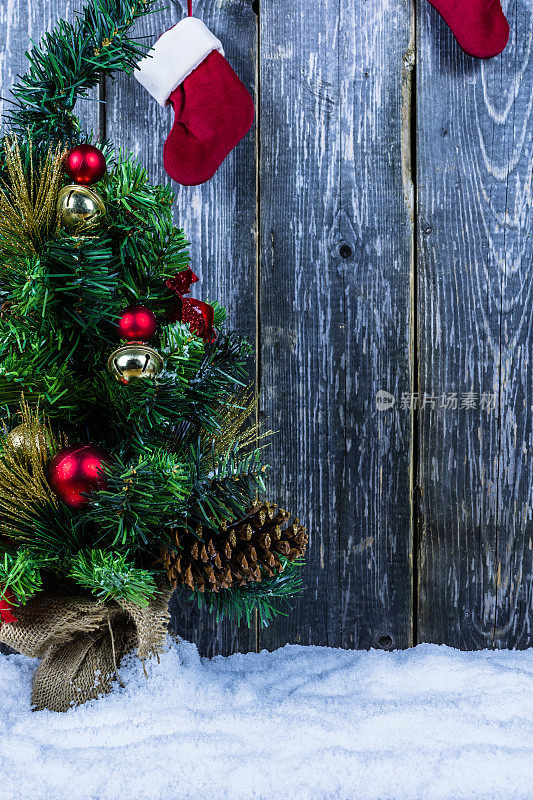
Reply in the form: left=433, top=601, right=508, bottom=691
left=163, top=502, right=307, bottom=593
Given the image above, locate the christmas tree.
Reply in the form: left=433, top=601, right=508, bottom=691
left=0, top=0, right=306, bottom=707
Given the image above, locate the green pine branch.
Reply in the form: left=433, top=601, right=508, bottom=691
left=6, top=0, right=160, bottom=142
left=81, top=450, right=190, bottom=553
left=0, top=549, right=47, bottom=604
left=181, top=559, right=306, bottom=628
left=181, top=443, right=268, bottom=535
left=68, top=549, right=158, bottom=605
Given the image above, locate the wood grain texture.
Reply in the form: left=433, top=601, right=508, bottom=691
left=104, top=0, right=257, bottom=656
left=417, top=0, right=533, bottom=648
left=2, top=0, right=533, bottom=658
left=258, top=0, right=414, bottom=651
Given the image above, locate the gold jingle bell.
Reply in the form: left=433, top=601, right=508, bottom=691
left=107, top=342, right=164, bottom=384
left=57, top=184, right=106, bottom=230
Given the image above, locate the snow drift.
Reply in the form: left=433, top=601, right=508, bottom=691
left=1, top=638, right=532, bottom=800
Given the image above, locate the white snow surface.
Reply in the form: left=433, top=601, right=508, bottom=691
left=1, top=639, right=533, bottom=800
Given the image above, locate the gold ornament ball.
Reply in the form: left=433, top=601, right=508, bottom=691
left=107, top=342, right=164, bottom=384
left=56, top=184, right=106, bottom=230
left=5, top=424, right=45, bottom=455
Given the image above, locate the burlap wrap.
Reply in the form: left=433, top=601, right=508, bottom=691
left=0, top=591, right=171, bottom=712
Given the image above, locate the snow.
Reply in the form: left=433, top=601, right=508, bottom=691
left=1, top=639, right=533, bottom=800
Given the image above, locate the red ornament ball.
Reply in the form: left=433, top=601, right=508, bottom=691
left=118, top=306, right=158, bottom=342
left=48, top=444, right=109, bottom=509
left=64, top=144, right=107, bottom=185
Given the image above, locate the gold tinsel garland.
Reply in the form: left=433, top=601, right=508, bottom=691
left=0, top=136, right=66, bottom=263
left=200, top=386, right=271, bottom=467
left=0, top=399, right=63, bottom=540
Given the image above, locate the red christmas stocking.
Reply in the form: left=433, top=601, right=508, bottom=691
left=427, top=0, right=509, bottom=58
left=135, top=16, right=254, bottom=186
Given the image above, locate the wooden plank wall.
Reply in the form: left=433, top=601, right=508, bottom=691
left=1, top=0, right=532, bottom=654
left=258, top=0, right=413, bottom=650
left=417, top=0, right=533, bottom=649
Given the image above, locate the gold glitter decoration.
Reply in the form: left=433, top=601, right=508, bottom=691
left=0, top=399, right=64, bottom=541
left=0, top=136, right=66, bottom=262
left=5, top=423, right=46, bottom=455
left=201, top=386, right=271, bottom=464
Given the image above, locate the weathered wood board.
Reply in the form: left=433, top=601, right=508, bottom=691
left=1, top=0, right=532, bottom=655
left=417, top=0, right=533, bottom=648
left=258, top=0, right=414, bottom=651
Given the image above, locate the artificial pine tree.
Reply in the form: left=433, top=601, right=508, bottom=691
left=0, top=0, right=306, bottom=709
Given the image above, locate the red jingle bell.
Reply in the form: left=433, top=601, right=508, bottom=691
left=48, top=444, right=109, bottom=509
left=118, top=306, right=158, bottom=342
left=64, top=144, right=107, bottom=185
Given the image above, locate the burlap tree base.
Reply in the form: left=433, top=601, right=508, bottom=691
left=0, top=591, right=171, bottom=712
